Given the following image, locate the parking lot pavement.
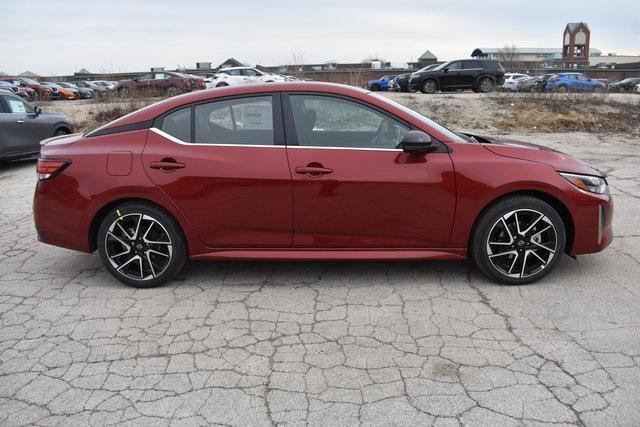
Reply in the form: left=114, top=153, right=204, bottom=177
left=0, top=133, right=639, bottom=426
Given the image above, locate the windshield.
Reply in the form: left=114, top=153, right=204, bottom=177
left=369, top=93, right=465, bottom=143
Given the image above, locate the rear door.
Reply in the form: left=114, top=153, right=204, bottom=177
left=282, top=93, right=456, bottom=248
left=142, top=93, right=292, bottom=248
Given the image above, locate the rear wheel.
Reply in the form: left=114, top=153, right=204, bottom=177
left=477, top=77, right=495, bottom=93
left=420, top=79, right=437, bottom=94
left=53, top=128, right=69, bottom=137
left=555, top=85, right=569, bottom=93
left=97, top=202, right=186, bottom=288
left=166, top=86, right=178, bottom=97
left=471, top=196, right=566, bottom=285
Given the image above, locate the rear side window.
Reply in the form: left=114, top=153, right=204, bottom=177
left=194, top=96, right=273, bottom=145
left=161, top=107, right=191, bottom=142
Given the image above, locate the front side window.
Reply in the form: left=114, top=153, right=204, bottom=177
left=154, top=73, right=167, bottom=80
left=289, top=95, right=409, bottom=149
left=195, top=96, right=273, bottom=145
left=446, top=61, right=462, bottom=70
left=242, top=69, right=259, bottom=77
left=160, top=107, right=191, bottom=142
left=2, top=96, right=34, bottom=114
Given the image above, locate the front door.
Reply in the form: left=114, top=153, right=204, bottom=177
left=143, top=94, right=292, bottom=248
left=0, top=94, right=50, bottom=157
left=283, top=93, right=456, bottom=248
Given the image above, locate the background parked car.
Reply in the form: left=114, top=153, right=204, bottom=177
left=56, top=82, right=93, bottom=99
left=390, top=64, right=441, bottom=92
left=0, top=77, right=52, bottom=100
left=517, top=74, right=554, bottom=93
left=211, top=67, right=286, bottom=87
left=42, top=82, right=77, bottom=100
left=608, top=77, right=640, bottom=93
left=0, top=91, right=73, bottom=161
left=545, top=73, right=606, bottom=93
left=117, top=71, right=204, bottom=96
left=73, top=80, right=108, bottom=97
left=92, top=80, right=117, bottom=91
left=366, top=75, right=396, bottom=91
left=409, top=59, right=505, bottom=94
left=501, top=73, right=529, bottom=92
left=0, top=81, right=36, bottom=101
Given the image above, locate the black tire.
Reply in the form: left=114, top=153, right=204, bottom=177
left=477, top=77, right=495, bottom=93
left=420, top=79, right=437, bottom=94
left=166, top=86, right=178, bottom=97
left=370, top=84, right=380, bottom=91
left=471, top=196, right=566, bottom=285
left=555, top=85, right=569, bottom=93
left=53, top=128, right=69, bottom=137
left=97, top=202, right=186, bottom=288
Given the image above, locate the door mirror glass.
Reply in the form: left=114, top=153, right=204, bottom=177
left=34, top=106, right=42, bottom=116
left=401, top=131, right=436, bottom=154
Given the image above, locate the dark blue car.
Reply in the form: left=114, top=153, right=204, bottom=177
left=366, top=75, right=396, bottom=91
left=545, top=73, right=606, bottom=93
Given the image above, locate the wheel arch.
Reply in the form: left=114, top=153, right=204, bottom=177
left=468, top=189, right=575, bottom=255
left=88, top=197, right=189, bottom=255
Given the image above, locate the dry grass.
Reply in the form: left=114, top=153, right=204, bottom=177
left=490, top=93, right=640, bottom=135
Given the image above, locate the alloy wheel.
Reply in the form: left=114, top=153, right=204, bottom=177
left=486, top=209, right=557, bottom=279
left=104, top=213, right=173, bottom=281
left=479, top=78, right=494, bottom=92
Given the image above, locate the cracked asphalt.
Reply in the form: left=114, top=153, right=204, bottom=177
left=1, top=132, right=639, bottom=425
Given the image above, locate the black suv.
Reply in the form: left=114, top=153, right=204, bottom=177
left=409, top=59, right=505, bottom=94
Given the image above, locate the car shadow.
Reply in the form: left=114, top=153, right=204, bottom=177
left=0, top=157, right=37, bottom=174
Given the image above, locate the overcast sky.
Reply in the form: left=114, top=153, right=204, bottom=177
left=1, top=0, right=638, bottom=76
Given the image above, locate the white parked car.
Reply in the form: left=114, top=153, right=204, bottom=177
left=636, top=83, right=640, bottom=93
left=501, top=73, right=529, bottom=92
left=210, top=67, right=286, bottom=88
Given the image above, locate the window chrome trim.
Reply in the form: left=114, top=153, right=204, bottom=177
left=150, top=127, right=403, bottom=152
left=287, top=145, right=402, bottom=152
left=150, top=127, right=280, bottom=148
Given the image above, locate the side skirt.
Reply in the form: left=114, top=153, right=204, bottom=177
left=190, top=249, right=467, bottom=261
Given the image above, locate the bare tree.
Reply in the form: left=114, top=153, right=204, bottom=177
left=289, top=51, right=305, bottom=75
left=497, top=44, right=518, bottom=72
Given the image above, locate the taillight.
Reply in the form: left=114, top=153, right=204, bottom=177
left=37, top=159, right=70, bottom=180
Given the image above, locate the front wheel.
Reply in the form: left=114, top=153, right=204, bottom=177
left=97, top=202, right=186, bottom=288
left=420, top=79, right=437, bottom=94
left=471, top=196, right=566, bottom=285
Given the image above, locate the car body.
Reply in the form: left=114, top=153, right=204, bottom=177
left=501, top=73, right=530, bottom=92
left=211, top=67, right=286, bottom=88
left=545, top=73, right=606, bottom=93
left=56, top=82, right=93, bottom=99
left=42, top=82, right=77, bottom=100
left=0, top=91, right=73, bottom=160
left=608, top=77, right=640, bottom=93
left=0, top=81, right=23, bottom=97
left=409, top=60, right=505, bottom=94
left=117, top=71, right=204, bottom=96
left=366, top=75, right=396, bottom=91
left=391, top=64, right=441, bottom=92
left=1, top=77, right=52, bottom=100
left=517, top=75, right=554, bottom=93
left=74, top=80, right=108, bottom=97
left=33, top=82, right=613, bottom=288
left=92, top=80, right=117, bottom=91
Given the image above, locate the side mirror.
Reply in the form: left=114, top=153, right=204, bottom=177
left=34, top=106, right=42, bottom=116
left=401, top=131, right=436, bottom=154
left=443, top=68, right=449, bottom=73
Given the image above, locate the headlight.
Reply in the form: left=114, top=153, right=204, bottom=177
left=559, top=172, right=608, bottom=194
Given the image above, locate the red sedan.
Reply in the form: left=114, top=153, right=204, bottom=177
left=33, top=83, right=613, bottom=288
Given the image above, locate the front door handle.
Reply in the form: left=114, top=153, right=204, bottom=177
left=149, top=159, right=185, bottom=171
left=295, top=164, right=333, bottom=177
left=17, top=119, right=25, bottom=124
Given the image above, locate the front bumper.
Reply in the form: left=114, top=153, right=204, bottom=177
left=569, top=190, right=613, bottom=256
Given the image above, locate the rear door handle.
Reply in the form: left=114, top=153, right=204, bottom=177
left=149, top=160, right=185, bottom=171
left=295, top=165, right=333, bottom=177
